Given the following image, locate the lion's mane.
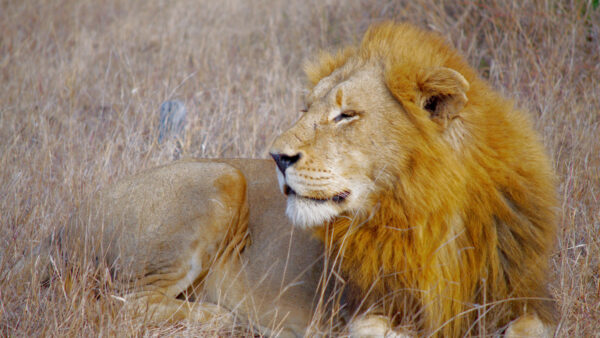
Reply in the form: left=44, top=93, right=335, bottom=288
left=306, top=22, right=557, bottom=336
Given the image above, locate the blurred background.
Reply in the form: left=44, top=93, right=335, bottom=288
left=1, top=0, right=598, bottom=336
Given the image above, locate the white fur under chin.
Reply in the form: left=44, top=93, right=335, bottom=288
left=285, top=195, right=338, bottom=228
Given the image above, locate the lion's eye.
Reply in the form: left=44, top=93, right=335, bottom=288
left=333, top=110, right=358, bottom=123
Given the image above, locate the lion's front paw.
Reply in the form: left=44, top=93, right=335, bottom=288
left=505, top=314, right=553, bottom=338
left=349, top=315, right=412, bottom=338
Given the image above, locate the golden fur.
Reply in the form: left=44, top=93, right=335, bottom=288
left=270, top=22, right=557, bottom=336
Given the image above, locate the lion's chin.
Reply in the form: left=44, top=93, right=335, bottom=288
left=285, top=194, right=339, bottom=228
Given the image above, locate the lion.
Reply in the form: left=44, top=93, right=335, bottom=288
left=5, top=22, right=557, bottom=337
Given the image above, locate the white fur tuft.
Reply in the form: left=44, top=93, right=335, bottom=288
left=285, top=196, right=338, bottom=228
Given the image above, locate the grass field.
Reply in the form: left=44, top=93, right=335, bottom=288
left=1, top=0, right=599, bottom=336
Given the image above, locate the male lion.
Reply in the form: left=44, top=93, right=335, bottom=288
left=7, top=22, right=556, bottom=337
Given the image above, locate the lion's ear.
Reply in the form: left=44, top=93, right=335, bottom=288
left=417, top=67, right=469, bottom=125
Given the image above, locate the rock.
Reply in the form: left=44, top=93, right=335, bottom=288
left=158, top=100, right=187, bottom=143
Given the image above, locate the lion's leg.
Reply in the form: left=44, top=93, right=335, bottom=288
left=92, top=161, right=250, bottom=326
left=123, top=290, right=234, bottom=325
left=504, top=314, right=554, bottom=338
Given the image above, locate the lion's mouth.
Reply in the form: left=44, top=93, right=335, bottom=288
left=283, top=184, right=350, bottom=204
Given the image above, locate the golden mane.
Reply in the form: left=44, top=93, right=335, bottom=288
left=308, top=22, right=557, bottom=336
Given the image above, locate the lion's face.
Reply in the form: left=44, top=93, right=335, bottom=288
left=270, top=64, right=419, bottom=227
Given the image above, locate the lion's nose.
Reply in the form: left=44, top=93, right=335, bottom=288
left=270, top=152, right=301, bottom=175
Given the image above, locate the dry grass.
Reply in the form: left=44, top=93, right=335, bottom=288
left=0, top=0, right=598, bottom=336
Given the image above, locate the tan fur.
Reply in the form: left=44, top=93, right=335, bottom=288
left=271, top=22, right=557, bottom=336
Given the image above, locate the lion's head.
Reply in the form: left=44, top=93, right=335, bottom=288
left=270, top=23, right=472, bottom=229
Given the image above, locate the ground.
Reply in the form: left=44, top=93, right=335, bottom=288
left=0, top=0, right=598, bottom=336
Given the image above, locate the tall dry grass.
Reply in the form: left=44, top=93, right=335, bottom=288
left=0, top=0, right=598, bottom=336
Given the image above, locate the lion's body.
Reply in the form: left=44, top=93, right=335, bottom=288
left=9, top=22, right=557, bottom=337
